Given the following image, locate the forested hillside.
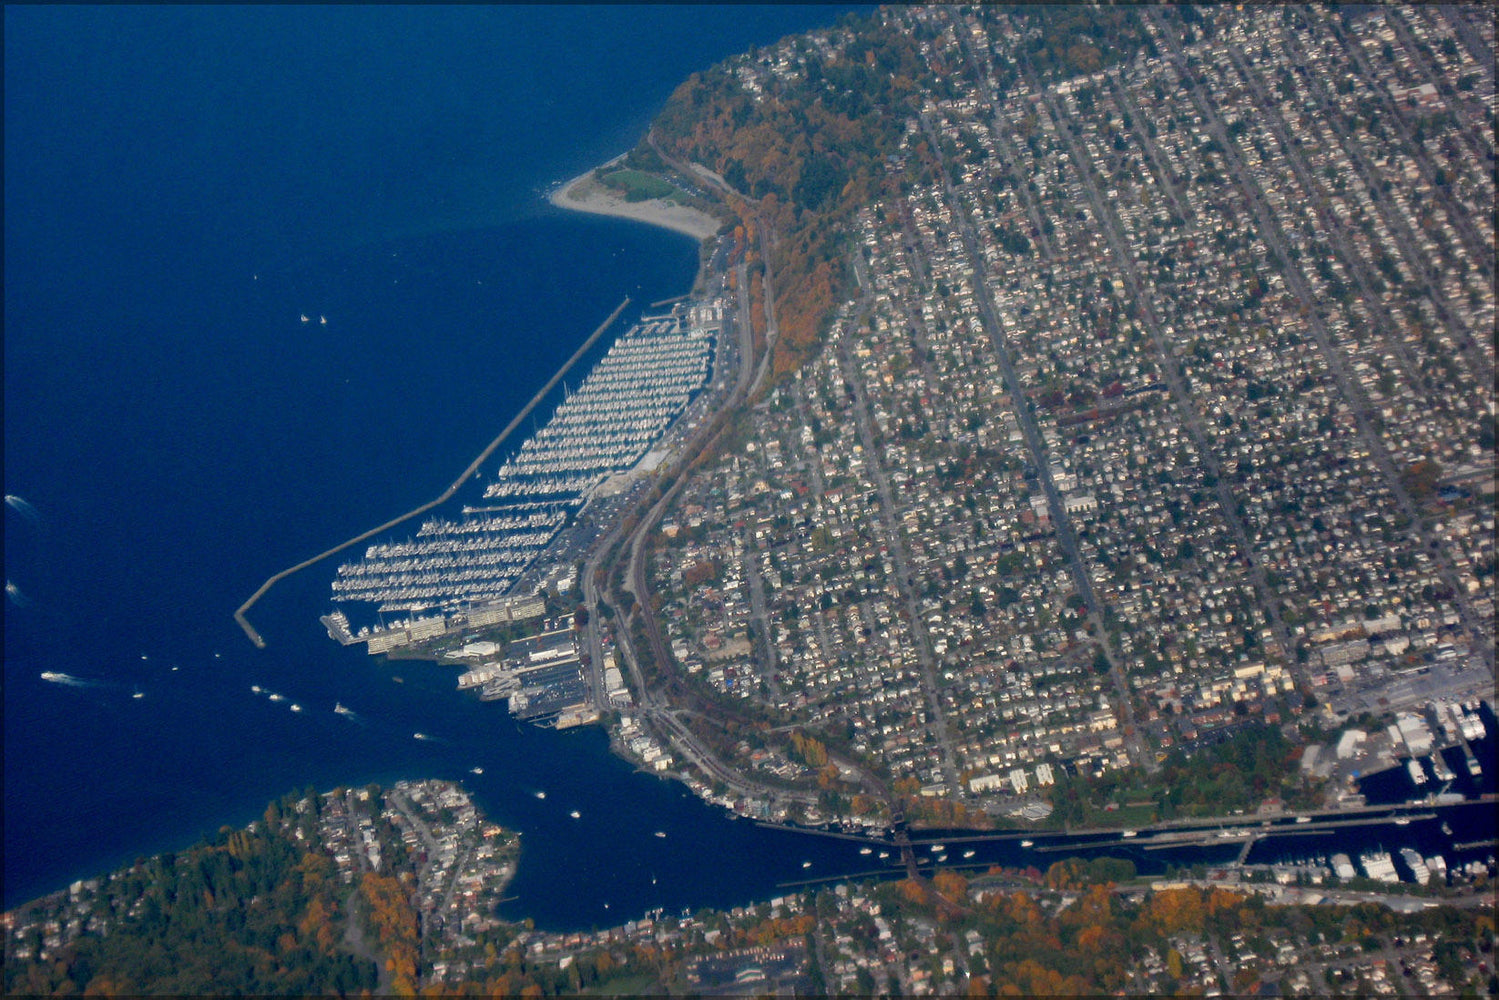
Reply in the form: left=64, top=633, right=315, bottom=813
left=647, top=7, right=1151, bottom=381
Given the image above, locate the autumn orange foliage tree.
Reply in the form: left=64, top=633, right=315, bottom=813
left=360, top=871, right=421, bottom=995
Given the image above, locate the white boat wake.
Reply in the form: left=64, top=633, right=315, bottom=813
left=6, top=580, right=31, bottom=607
left=5, top=494, right=41, bottom=523
left=40, top=671, right=95, bottom=688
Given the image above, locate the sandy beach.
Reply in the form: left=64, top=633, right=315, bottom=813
left=549, top=167, right=724, bottom=241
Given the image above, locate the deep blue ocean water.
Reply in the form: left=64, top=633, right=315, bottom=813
left=4, top=4, right=882, bottom=924
left=6, top=5, right=1491, bottom=930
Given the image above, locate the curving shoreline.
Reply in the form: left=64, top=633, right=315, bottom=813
left=548, top=164, right=724, bottom=241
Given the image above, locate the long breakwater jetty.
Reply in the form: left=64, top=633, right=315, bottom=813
left=233, top=296, right=631, bottom=648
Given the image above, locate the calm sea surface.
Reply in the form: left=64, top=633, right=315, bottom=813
left=6, top=6, right=1490, bottom=929
left=3, top=5, right=878, bottom=924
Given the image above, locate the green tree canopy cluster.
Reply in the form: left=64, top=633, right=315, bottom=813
left=5, top=792, right=377, bottom=996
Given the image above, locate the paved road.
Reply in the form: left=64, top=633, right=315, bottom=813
left=1005, top=39, right=1300, bottom=686
left=834, top=278, right=964, bottom=798
left=918, top=43, right=1149, bottom=768
left=1147, top=9, right=1494, bottom=679
left=1235, top=29, right=1491, bottom=410
left=1355, top=9, right=1496, bottom=282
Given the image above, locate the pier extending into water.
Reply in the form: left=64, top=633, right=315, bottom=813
left=234, top=297, right=631, bottom=648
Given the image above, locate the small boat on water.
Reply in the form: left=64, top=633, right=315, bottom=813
left=802, top=861, right=812, bottom=869
left=413, top=732, right=429, bottom=741
left=930, top=844, right=944, bottom=853
left=1020, top=840, right=1034, bottom=848
left=962, top=850, right=976, bottom=859
left=859, top=847, right=872, bottom=855
left=334, top=702, right=352, bottom=716
left=268, top=693, right=285, bottom=702
left=470, top=767, right=484, bottom=775
left=878, top=851, right=889, bottom=859
left=132, top=689, right=144, bottom=700
left=570, top=810, right=581, bottom=819
left=251, top=685, right=262, bottom=694
left=534, top=789, right=545, bottom=799
left=289, top=703, right=302, bottom=712
left=655, top=831, right=666, bottom=838
left=1295, top=816, right=1312, bottom=824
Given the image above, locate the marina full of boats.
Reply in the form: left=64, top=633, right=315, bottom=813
left=1260, top=846, right=1482, bottom=888
left=329, top=305, right=717, bottom=626
left=484, top=313, right=714, bottom=501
